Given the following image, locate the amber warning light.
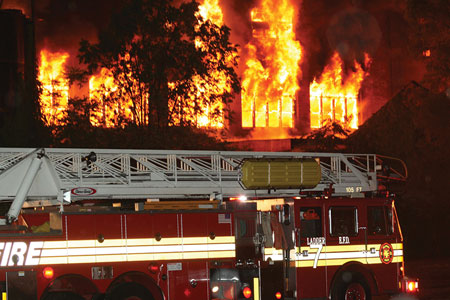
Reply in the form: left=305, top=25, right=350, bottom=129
left=242, top=286, right=252, bottom=298
left=42, top=266, right=54, bottom=279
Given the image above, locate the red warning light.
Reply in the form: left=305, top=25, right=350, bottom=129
left=148, top=264, right=159, bottom=274
left=406, top=280, right=419, bottom=293
left=243, top=286, right=252, bottom=298
left=43, top=266, right=54, bottom=279
left=275, top=291, right=282, bottom=299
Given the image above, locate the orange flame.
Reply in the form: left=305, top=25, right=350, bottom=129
left=38, top=1, right=230, bottom=130
left=198, top=0, right=223, bottom=26
left=241, top=0, right=302, bottom=128
left=89, top=68, right=138, bottom=127
left=38, top=50, right=69, bottom=126
left=169, top=0, right=228, bottom=128
left=310, top=52, right=370, bottom=129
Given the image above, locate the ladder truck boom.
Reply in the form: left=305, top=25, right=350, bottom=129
left=0, top=147, right=380, bottom=200
left=0, top=147, right=405, bottom=222
left=0, top=148, right=416, bottom=300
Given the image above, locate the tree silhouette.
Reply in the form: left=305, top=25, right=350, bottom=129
left=73, top=0, right=240, bottom=128
left=297, top=118, right=352, bottom=152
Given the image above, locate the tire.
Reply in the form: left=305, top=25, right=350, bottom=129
left=331, top=272, right=371, bottom=300
left=41, top=292, right=84, bottom=300
left=105, top=282, right=155, bottom=300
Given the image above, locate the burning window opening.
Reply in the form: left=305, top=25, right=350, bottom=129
left=38, top=0, right=230, bottom=130
left=169, top=0, right=230, bottom=128
left=38, top=50, right=69, bottom=126
left=37, top=1, right=371, bottom=134
left=89, top=68, right=141, bottom=128
left=310, top=52, right=371, bottom=130
left=241, top=0, right=302, bottom=129
left=175, top=0, right=240, bottom=129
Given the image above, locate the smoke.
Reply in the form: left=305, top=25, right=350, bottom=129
left=35, top=0, right=123, bottom=66
left=220, top=0, right=256, bottom=46
left=296, top=0, right=425, bottom=125
left=298, top=0, right=383, bottom=81
left=326, top=7, right=381, bottom=71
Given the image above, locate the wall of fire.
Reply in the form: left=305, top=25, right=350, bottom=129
left=0, top=0, right=425, bottom=138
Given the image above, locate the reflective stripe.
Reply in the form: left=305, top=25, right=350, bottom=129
left=264, top=243, right=404, bottom=267
left=254, top=277, right=260, bottom=300
left=34, top=236, right=235, bottom=265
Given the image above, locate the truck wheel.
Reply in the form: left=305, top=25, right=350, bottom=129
left=332, top=272, right=371, bottom=300
left=105, top=282, right=155, bottom=300
left=344, top=281, right=368, bottom=300
left=41, top=292, right=84, bottom=300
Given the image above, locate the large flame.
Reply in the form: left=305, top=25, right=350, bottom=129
left=89, top=68, right=137, bottom=127
left=198, top=0, right=223, bottom=26
left=168, top=0, right=229, bottom=128
left=38, top=50, right=69, bottom=126
left=310, top=52, right=370, bottom=130
left=37, top=1, right=371, bottom=136
left=241, top=0, right=302, bottom=128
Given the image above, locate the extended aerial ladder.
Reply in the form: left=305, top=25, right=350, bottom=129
left=0, top=148, right=406, bottom=224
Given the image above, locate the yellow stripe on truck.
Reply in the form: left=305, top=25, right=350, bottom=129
left=265, top=243, right=403, bottom=268
left=9, top=236, right=237, bottom=266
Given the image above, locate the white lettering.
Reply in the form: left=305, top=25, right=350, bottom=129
left=1, top=243, right=12, bottom=266
left=307, top=237, right=325, bottom=245
left=0, top=243, right=4, bottom=266
left=339, top=236, right=350, bottom=244
left=310, top=243, right=324, bottom=269
left=25, top=242, right=43, bottom=266
left=346, top=187, right=363, bottom=193
left=9, top=242, right=27, bottom=266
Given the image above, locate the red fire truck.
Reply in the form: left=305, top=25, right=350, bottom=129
left=0, top=148, right=418, bottom=300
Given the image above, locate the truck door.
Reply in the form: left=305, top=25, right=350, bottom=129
left=294, top=200, right=327, bottom=298
left=365, top=200, right=400, bottom=293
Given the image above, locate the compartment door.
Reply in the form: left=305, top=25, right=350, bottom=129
left=6, top=271, right=37, bottom=300
left=294, top=202, right=327, bottom=298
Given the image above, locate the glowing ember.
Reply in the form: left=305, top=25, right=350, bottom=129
left=38, top=50, right=69, bottom=126
left=241, top=0, right=302, bottom=128
left=310, top=52, right=370, bottom=129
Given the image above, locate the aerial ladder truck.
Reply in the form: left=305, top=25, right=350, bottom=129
left=0, top=148, right=418, bottom=300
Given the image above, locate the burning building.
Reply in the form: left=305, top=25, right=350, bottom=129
left=0, top=0, right=424, bottom=144
left=35, top=0, right=370, bottom=134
